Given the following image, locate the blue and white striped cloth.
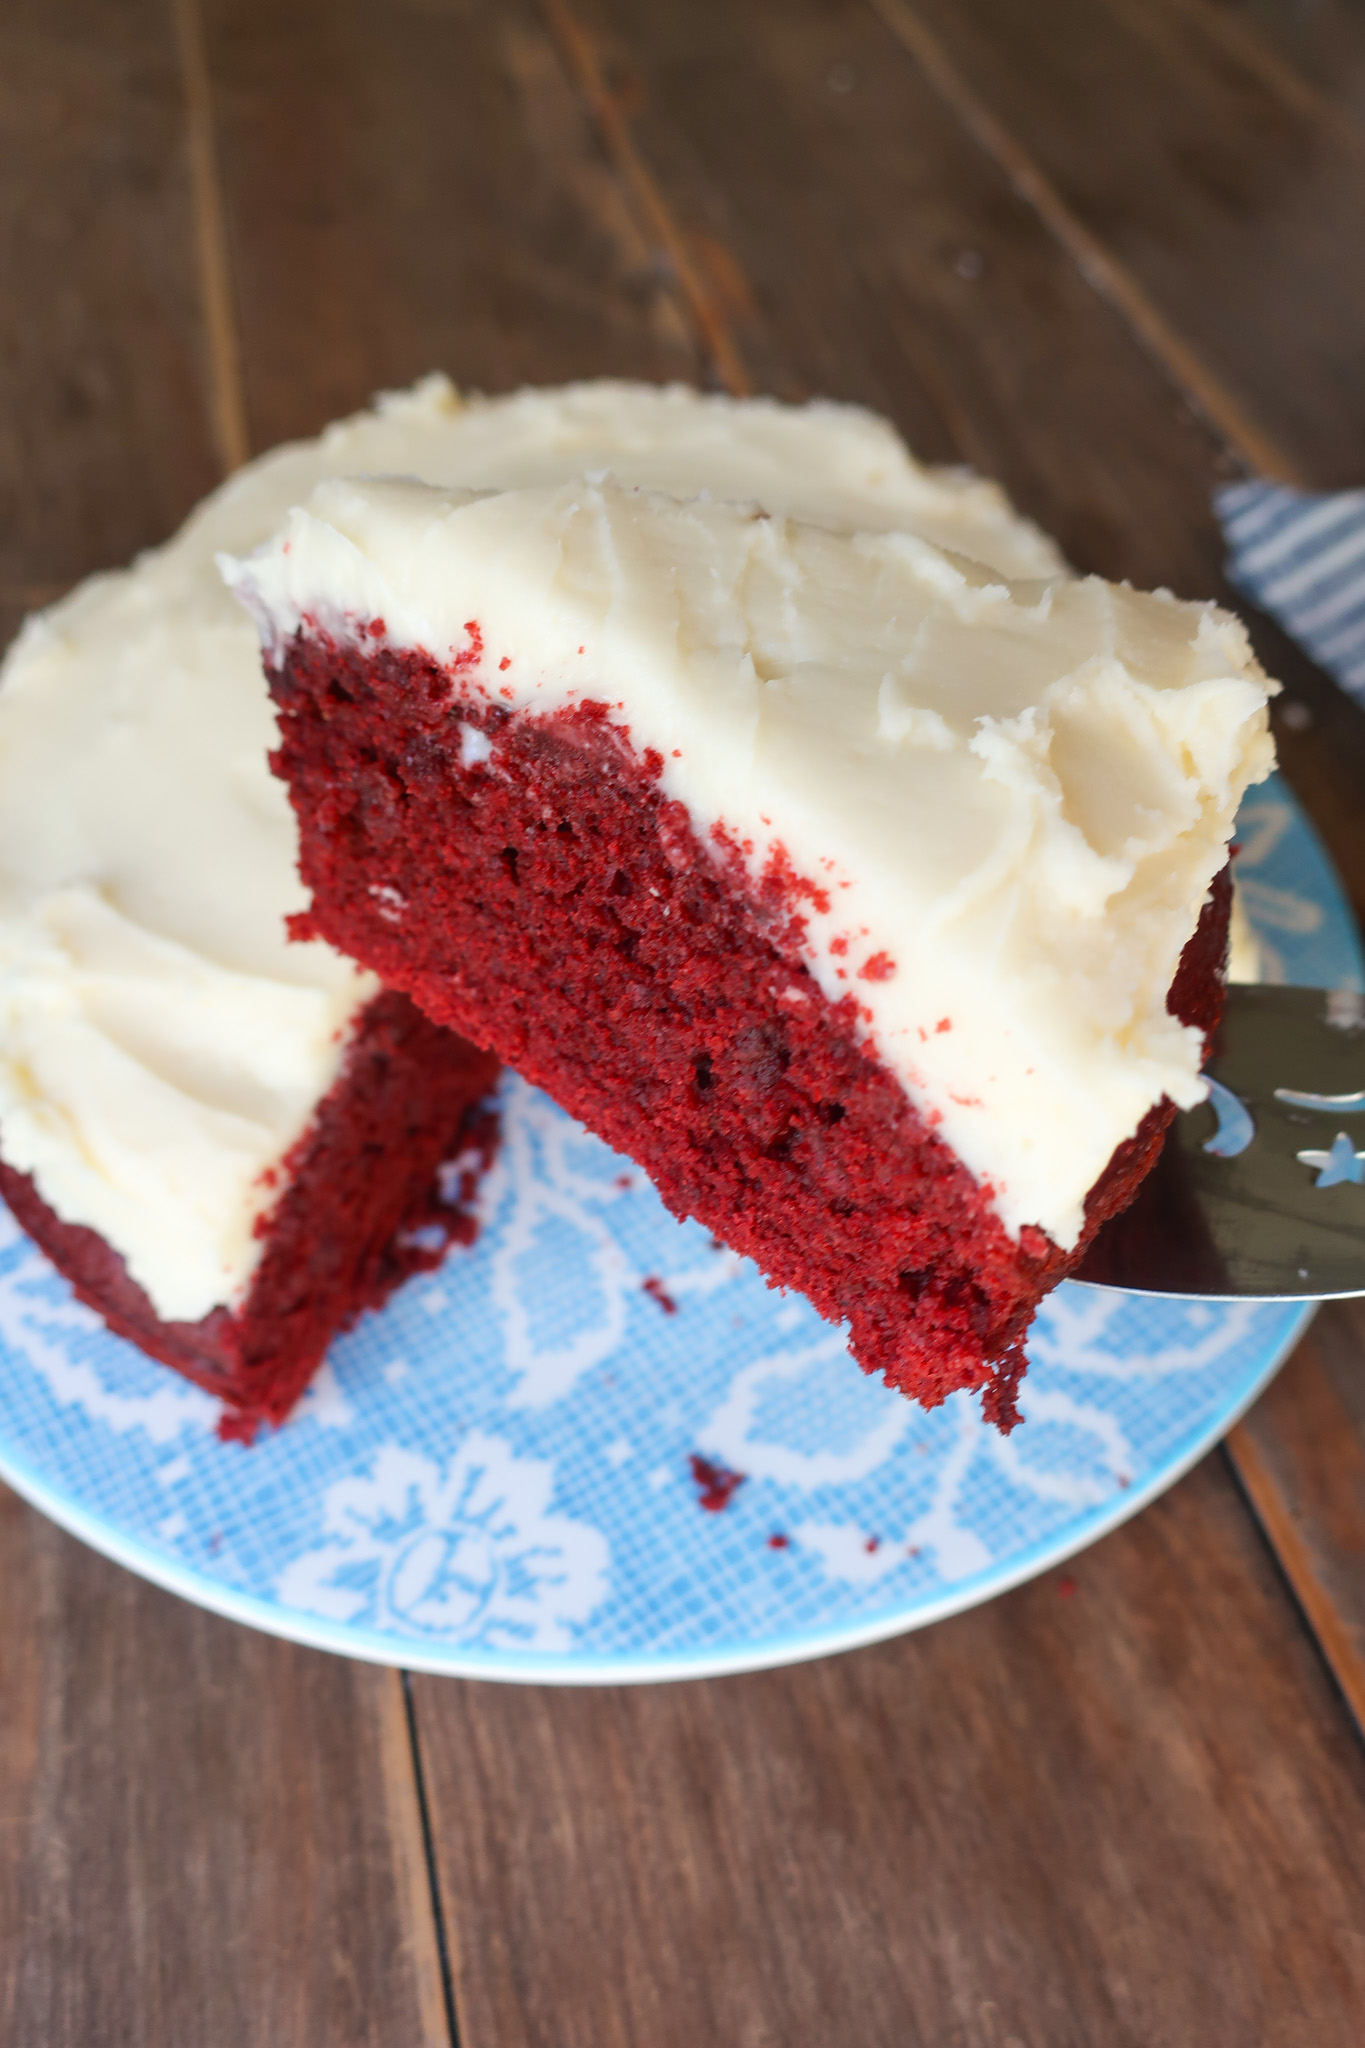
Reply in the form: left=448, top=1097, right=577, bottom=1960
left=1218, top=481, right=1365, bottom=705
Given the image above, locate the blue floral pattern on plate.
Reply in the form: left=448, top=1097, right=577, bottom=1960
left=0, top=773, right=1356, bottom=1681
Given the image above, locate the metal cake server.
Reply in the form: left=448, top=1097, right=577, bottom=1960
left=1076, top=985, right=1365, bottom=1301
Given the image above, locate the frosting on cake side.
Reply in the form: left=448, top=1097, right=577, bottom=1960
left=227, top=474, right=1277, bottom=1252
left=0, top=377, right=1061, bottom=1318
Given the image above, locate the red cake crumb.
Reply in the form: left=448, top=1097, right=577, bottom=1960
left=768, top=1532, right=790, bottom=1550
left=266, top=627, right=1230, bottom=1429
left=0, top=992, right=499, bottom=1436
left=690, top=1453, right=747, bottom=1512
left=642, top=1275, right=678, bottom=1315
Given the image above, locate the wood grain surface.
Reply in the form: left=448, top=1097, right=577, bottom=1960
left=1229, top=1303, right=1365, bottom=1738
left=885, top=0, right=1365, bottom=485
left=413, top=1459, right=1365, bottom=2047
left=0, top=1490, right=451, bottom=2048
left=0, top=7, right=449, bottom=2041
left=4, top=0, right=1365, bottom=2042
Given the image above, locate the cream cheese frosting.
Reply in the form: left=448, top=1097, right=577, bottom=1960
left=227, top=475, right=1276, bottom=1252
left=0, top=376, right=1062, bottom=1319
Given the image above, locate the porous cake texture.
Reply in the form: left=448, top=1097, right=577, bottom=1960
left=0, top=375, right=1059, bottom=1428
left=230, top=469, right=1275, bottom=1423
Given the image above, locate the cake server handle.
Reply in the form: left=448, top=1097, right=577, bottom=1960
left=1074, top=984, right=1365, bottom=1301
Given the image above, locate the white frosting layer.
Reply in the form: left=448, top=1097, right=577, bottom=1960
left=0, top=377, right=1061, bottom=1318
left=228, top=475, right=1276, bottom=1251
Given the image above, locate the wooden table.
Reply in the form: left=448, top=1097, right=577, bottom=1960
left=5, top=2, right=1365, bottom=2039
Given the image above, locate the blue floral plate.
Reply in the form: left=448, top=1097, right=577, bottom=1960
left=0, top=774, right=1356, bottom=1681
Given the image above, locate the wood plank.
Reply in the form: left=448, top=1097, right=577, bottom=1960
left=0, top=8, right=452, bottom=2040
left=171, top=0, right=251, bottom=472
left=869, top=0, right=1365, bottom=484
left=0, top=0, right=220, bottom=590
left=364, top=9, right=1365, bottom=2036
left=1229, top=1303, right=1365, bottom=1737
left=549, top=0, right=1365, bottom=917
left=1197, top=0, right=1365, bottom=130
left=255, top=12, right=1365, bottom=2031
left=0, top=1488, right=451, bottom=2048
left=413, top=1455, right=1365, bottom=2047
left=565, top=0, right=1365, bottom=1773
left=561, top=0, right=1235, bottom=571
left=199, top=0, right=698, bottom=455
left=540, top=0, right=751, bottom=391
left=7, top=9, right=1360, bottom=2046
left=867, top=0, right=1301, bottom=483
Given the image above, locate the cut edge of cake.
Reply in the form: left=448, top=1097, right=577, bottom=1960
left=226, top=474, right=1275, bottom=1423
left=0, top=990, right=499, bottom=1438
left=0, top=375, right=1073, bottom=1426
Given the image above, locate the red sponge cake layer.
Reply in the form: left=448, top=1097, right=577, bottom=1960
left=0, top=991, right=499, bottom=1437
left=267, top=633, right=1229, bottom=1427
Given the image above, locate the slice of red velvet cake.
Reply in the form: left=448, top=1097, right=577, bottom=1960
left=229, top=475, right=1276, bottom=1425
left=0, top=1000, right=497, bottom=1436
left=0, top=374, right=1062, bottom=1433
left=0, top=391, right=518, bottom=1435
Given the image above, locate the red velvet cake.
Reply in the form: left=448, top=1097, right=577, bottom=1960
left=229, top=472, right=1277, bottom=1424
left=0, top=996, right=497, bottom=1436
left=0, top=386, right=526, bottom=1434
left=0, top=375, right=1061, bottom=1430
